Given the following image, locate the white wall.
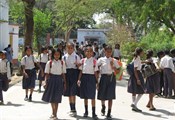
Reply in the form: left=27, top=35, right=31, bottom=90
left=0, top=0, right=9, bottom=51
left=77, top=29, right=108, bottom=45
left=9, top=25, right=19, bottom=59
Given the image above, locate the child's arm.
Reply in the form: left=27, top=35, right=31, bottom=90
left=43, top=73, right=49, bottom=89
left=77, top=70, right=82, bottom=87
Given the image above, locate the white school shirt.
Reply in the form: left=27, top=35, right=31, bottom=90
left=133, top=56, right=142, bottom=71
left=0, top=59, right=11, bottom=79
left=160, top=55, right=175, bottom=73
left=45, top=59, right=66, bottom=75
left=113, top=49, right=121, bottom=58
left=38, top=53, right=49, bottom=63
left=21, top=55, right=38, bottom=70
left=97, top=57, right=120, bottom=74
left=62, top=52, right=80, bottom=69
left=79, top=57, right=98, bottom=74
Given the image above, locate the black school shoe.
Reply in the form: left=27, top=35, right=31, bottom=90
left=0, top=101, right=4, bottom=105
left=28, top=95, right=32, bottom=102
left=132, top=106, right=142, bottom=112
left=83, top=112, right=88, bottom=117
left=24, top=96, right=28, bottom=101
left=106, top=115, right=112, bottom=120
left=92, top=114, right=98, bottom=120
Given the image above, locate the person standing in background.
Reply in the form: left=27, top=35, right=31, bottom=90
left=113, top=44, right=121, bottom=61
left=4, top=44, right=13, bottom=75
left=160, top=50, right=175, bottom=98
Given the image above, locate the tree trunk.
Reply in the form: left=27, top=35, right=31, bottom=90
left=23, top=0, right=35, bottom=48
left=64, top=29, right=72, bottom=42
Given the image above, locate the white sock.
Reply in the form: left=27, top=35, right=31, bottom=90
left=132, top=96, right=136, bottom=105
left=134, top=94, right=143, bottom=107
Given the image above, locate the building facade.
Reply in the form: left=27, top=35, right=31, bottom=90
left=77, top=29, right=109, bottom=45
left=0, top=0, right=9, bottom=51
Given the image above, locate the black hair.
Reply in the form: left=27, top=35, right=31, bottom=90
left=84, top=45, right=93, bottom=52
left=41, top=46, right=47, bottom=53
left=170, top=49, right=175, bottom=55
left=25, top=46, right=32, bottom=52
left=102, top=43, right=107, bottom=48
left=105, top=45, right=113, bottom=51
left=164, top=50, right=170, bottom=55
left=146, top=50, right=153, bottom=59
left=8, top=44, right=11, bottom=47
left=157, top=51, right=165, bottom=58
left=51, top=48, right=62, bottom=60
left=134, top=47, right=143, bottom=58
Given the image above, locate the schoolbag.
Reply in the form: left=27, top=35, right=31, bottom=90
left=126, top=62, right=134, bottom=76
left=141, top=63, right=157, bottom=78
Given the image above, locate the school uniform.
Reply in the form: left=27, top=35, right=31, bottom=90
left=97, top=57, right=119, bottom=100
left=127, top=56, right=145, bottom=94
left=79, top=57, right=98, bottom=99
left=21, top=55, right=37, bottom=89
left=0, top=59, right=11, bottom=102
left=145, top=58, right=160, bottom=94
left=113, top=49, right=121, bottom=60
left=160, top=55, right=175, bottom=97
left=42, top=59, right=66, bottom=103
left=37, top=53, right=49, bottom=81
left=62, top=52, right=80, bottom=96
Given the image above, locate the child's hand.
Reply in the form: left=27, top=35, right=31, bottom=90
left=41, top=71, right=44, bottom=77
left=110, top=60, right=114, bottom=67
left=137, top=80, right=141, bottom=86
left=43, top=81, right=47, bottom=89
left=23, top=72, right=28, bottom=78
left=77, top=80, right=81, bottom=87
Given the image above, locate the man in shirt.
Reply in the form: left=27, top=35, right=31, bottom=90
left=160, top=50, right=175, bottom=98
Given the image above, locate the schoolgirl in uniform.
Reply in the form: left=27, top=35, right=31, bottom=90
left=145, top=50, right=160, bottom=110
left=97, top=45, right=120, bottom=119
left=42, top=48, right=66, bottom=120
left=127, top=47, right=145, bottom=112
left=21, top=46, right=43, bottom=102
left=37, top=46, right=49, bottom=93
left=62, top=42, right=80, bottom=117
left=0, top=51, right=11, bottom=105
left=77, top=46, right=99, bottom=120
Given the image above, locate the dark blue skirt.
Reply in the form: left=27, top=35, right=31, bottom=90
left=80, top=74, right=96, bottom=99
left=64, top=69, right=79, bottom=96
left=98, top=74, right=116, bottom=100
left=42, top=74, right=63, bottom=103
left=127, top=71, right=145, bottom=94
left=22, top=69, right=36, bottom=89
left=0, top=73, right=8, bottom=92
left=146, top=73, right=160, bottom=94
left=38, top=62, right=46, bottom=81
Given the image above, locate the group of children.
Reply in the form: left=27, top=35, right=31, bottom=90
left=127, top=48, right=175, bottom=113
left=16, top=43, right=120, bottom=120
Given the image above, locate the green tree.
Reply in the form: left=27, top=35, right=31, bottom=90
left=33, top=9, right=51, bottom=53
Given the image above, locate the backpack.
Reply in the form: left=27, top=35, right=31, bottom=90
left=126, top=62, right=134, bottom=76
left=141, top=63, right=157, bottom=78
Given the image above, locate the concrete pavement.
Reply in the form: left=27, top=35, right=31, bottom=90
left=0, top=77, right=175, bottom=120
